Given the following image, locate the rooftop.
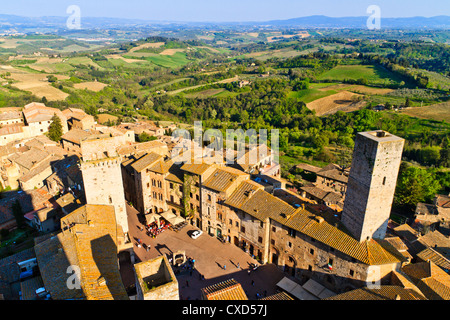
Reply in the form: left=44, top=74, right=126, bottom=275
left=202, top=167, right=249, bottom=193
left=324, top=285, right=426, bottom=300
left=130, top=152, right=163, bottom=173
left=34, top=204, right=128, bottom=300
left=201, top=279, right=248, bottom=300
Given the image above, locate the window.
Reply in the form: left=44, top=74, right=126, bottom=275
left=260, top=221, right=264, bottom=228
left=349, top=269, right=354, bottom=277
left=308, top=265, right=313, bottom=272
left=382, top=177, right=386, bottom=185
left=258, top=236, right=263, bottom=243
left=328, top=258, right=334, bottom=266
left=229, top=219, right=233, bottom=225
left=190, top=193, right=193, bottom=198
left=179, top=186, right=183, bottom=193
left=288, top=228, right=296, bottom=237
left=170, top=183, right=173, bottom=189
left=272, top=226, right=276, bottom=232
left=196, top=195, right=199, bottom=201
left=208, top=194, right=212, bottom=201
left=217, top=212, right=223, bottom=220
left=235, top=221, right=239, bottom=227
left=241, top=226, right=245, bottom=233
left=170, top=195, right=174, bottom=203
left=271, top=239, right=275, bottom=245
left=309, top=248, right=314, bottom=255
left=147, top=183, right=150, bottom=188
left=288, top=242, right=292, bottom=248
left=172, top=209, right=176, bottom=214
left=190, top=203, right=194, bottom=210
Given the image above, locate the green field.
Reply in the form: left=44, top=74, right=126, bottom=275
left=125, top=52, right=190, bottom=68
left=289, top=88, right=339, bottom=103
left=317, top=64, right=407, bottom=86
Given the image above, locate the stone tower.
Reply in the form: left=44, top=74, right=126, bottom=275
left=341, top=130, right=404, bottom=242
left=80, top=133, right=129, bottom=234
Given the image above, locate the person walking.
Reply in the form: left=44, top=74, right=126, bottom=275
left=237, top=262, right=240, bottom=268
left=223, top=264, right=226, bottom=270
left=251, top=280, right=255, bottom=286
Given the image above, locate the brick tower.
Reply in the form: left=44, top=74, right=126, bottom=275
left=80, top=134, right=129, bottom=234
left=341, top=130, right=404, bottom=242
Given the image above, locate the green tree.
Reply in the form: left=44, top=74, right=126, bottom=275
left=394, top=164, right=441, bottom=211
left=12, top=200, right=24, bottom=228
left=47, top=113, right=63, bottom=142
left=138, top=132, right=157, bottom=142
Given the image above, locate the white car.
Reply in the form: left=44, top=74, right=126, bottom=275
left=191, top=230, right=203, bottom=239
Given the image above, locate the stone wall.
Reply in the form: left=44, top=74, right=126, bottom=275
left=81, top=158, right=128, bottom=233
left=341, top=131, right=404, bottom=242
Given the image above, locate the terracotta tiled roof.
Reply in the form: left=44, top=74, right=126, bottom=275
left=20, top=276, right=44, bottom=300
left=417, top=248, right=450, bottom=272
left=201, top=279, right=248, bottom=300
left=131, top=152, right=162, bottom=173
left=34, top=204, right=128, bottom=300
left=226, top=186, right=404, bottom=266
left=0, top=248, right=36, bottom=284
left=23, top=102, right=67, bottom=123
left=0, top=124, right=24, bottom=136
left=165, top=163, right=184, bottom=184
left=295, top=163, right=322, bottom=173
left=324, top=285, right=426, bottom=300
left=260, top=291, right=294, bottom=300
left=9, top=147, right=50, bottom=171
left=0, top=109, right=22, bottom=121
left=203, top=167, right=248, bottom=193
left=224, top=180, right=264, bottom=210
left=61, top=129, right=93, bottom=145
left=402, top=261, right=450, bottom=300
left=436, top=194, right=450, bottom=208
left=416, top=230, right=450, bottom=260
left=393, top=224, right=420, bottom=243
left=181, top=162, right=214, bottom=176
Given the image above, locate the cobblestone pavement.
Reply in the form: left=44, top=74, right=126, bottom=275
left=125, top=204, right=286, bottom=300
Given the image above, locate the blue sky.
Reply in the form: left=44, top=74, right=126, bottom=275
left=1, top=0, right=449, bottom=21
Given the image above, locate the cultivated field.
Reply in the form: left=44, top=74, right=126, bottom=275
left=97, top=114, right=118, bottom=124
left=317, top=64, right=407, bottom=86
left=129, top=42, right=165, bottom=53
left=306, top=91, right=366, bottom=116
left=1, top=65, right=69, bottom=101
left=401, top=101, right=450, bottom=123
left=316, top=83, right=394, bottom=95
left=73, top=81, right=108, bottom=92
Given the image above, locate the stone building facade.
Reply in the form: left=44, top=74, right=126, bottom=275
left=341, top=130, right=405, bottom=242
left=80, top=134, right=129, bottom=234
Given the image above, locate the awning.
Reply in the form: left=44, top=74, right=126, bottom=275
left=160, top=211, right=185, bottom=226
left=276, top=277, right=318, bottom=300
left=145, top=213, right=161, bottom=227
left=302, top=279, right=336, bottom=299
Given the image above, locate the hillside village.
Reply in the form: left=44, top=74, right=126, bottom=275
left=0, top=102, right=448, bottom=301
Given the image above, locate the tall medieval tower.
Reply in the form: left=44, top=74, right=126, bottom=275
left=341, top=130, right=404, bottom=242
left=80, top=134, right=129, bottom=234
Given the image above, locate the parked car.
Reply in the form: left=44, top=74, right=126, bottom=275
left=191, top=230, right=203, bottom=239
